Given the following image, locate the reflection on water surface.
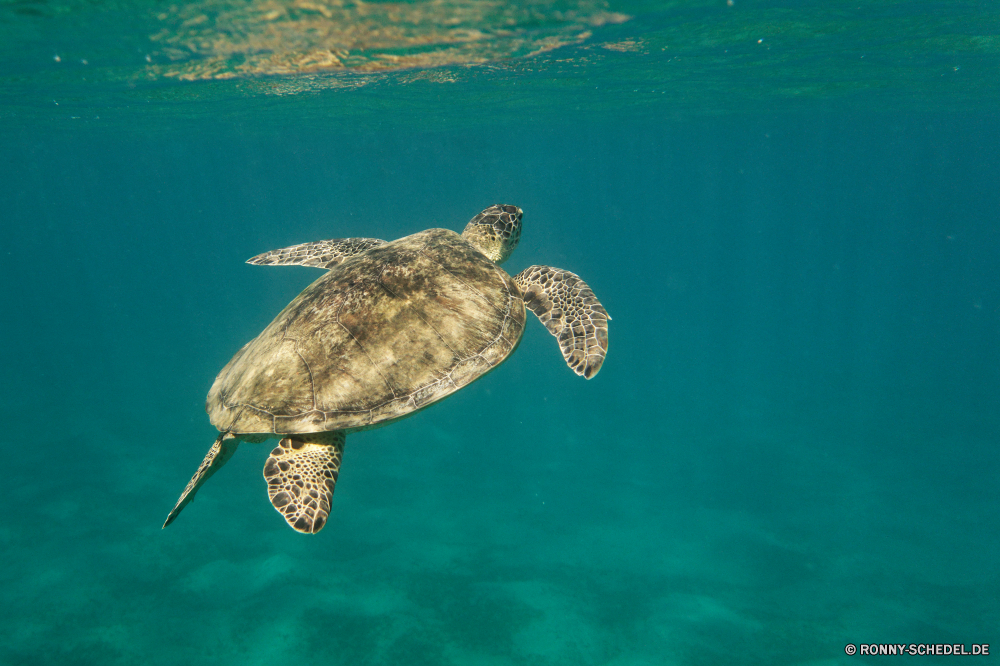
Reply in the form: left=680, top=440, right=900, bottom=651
left=147, top=0, right=630, bottom=80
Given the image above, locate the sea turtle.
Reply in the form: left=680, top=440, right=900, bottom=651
left=163, top=204, right=610, bottom=534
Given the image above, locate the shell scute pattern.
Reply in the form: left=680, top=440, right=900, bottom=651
left=206, top=228, right=525, bottom=435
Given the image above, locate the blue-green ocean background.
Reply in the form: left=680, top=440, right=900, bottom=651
left=2, top=1, right=999, bottom=664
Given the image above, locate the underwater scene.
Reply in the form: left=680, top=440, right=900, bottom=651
left=1, top=0, right=998, bottom=664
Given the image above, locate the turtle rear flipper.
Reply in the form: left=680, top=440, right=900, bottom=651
left=263, top=434, right=345, bottom=534
left=163, top=433, right=240, bottom=528
left=514, top=265, right=610, bottom=379
left=247, top=238, right=386, bottom=269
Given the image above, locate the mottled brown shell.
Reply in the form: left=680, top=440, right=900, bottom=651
left=206, top=228, right=526, bottom=435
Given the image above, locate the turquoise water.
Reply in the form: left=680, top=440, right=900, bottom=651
left=2, top=0, right=999, bottom=664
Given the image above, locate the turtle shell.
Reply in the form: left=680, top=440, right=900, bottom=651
left=206, top=228, right=526, bottom=435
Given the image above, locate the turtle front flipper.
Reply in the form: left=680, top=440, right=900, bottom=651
left=513, top=265, right=610, bottom=379
left=163, top=433, right=240, bottom=528
left=247, top=238, right=386, bottom=269
left=263, top=433, right=345, bottom=534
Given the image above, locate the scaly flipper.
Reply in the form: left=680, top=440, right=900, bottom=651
left=513, top=265, right=610, bottom=379
left=263, top=433, right=345, bottom=534
left=163, top=433, right=240, bottom=528
left=247, top=238, right=386, bottom=269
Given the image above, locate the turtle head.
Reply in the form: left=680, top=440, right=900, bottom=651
left=461, top=204, right=522, bottom=265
